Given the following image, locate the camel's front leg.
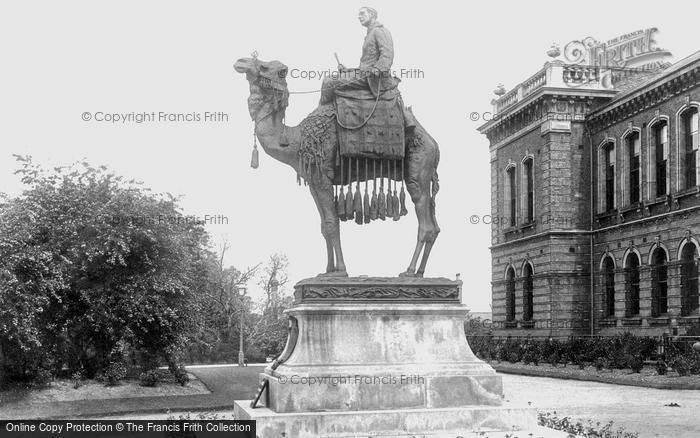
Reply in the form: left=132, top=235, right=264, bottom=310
left=310, top=183, right=347, bottom=277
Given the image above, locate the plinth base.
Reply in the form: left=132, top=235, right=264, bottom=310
left=234, top=401, right=541, bottom=438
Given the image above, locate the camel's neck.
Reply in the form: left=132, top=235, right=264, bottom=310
left=253, top=104, right=298, bottom=171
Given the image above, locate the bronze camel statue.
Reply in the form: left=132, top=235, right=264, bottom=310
left=234, top=57, right=440, bottom=277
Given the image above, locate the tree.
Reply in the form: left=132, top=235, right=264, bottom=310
left=248, top=254, right=293, bottom=358
left=0, top=156, right=214, bottom=382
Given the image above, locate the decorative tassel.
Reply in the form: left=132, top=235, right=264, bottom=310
left=354, top=158, right=363, bottom=224
left=337, top=157, right=346, bottom=220
left=400, top=160, right=408, bottom=216
left=363, top=159, right=371, bottom=223
left=370, top=160, right=378, bottom=220
left=338, top=186, right=347, bottom=221
left=250, top=128, right=259, bottom=169
left=392, top=189, right=401, bottom=221
left=378, top=160, right=387, bottom=221
left=386, top=162, right=395, bottom=218
left=345, top=158, right=354, bottom=221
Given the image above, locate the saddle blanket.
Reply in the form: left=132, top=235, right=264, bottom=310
left=336, top=95, right=405, bottom=160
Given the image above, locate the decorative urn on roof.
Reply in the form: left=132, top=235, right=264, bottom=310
left=547, top=43, right=561, bottom=59
left=494, top=83, right=506, bottom=96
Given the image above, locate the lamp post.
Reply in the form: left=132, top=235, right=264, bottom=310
left=238, top=286, right=247, bottom=367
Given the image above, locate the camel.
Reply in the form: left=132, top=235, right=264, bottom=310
left=234, top=57, right=440, bottom=277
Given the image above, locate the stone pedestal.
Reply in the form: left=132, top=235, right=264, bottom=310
left=235, top=277, right=536, bottom=437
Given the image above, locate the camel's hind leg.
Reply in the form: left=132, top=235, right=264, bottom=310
left=400, top=178, right=438, bottom=278
left=416, top=194, right=440, bottom=276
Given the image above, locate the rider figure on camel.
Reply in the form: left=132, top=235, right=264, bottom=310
left=320, top=7, right=417, bottom=131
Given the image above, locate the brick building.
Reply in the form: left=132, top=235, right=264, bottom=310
left=478, top=50, right=700, bottom=336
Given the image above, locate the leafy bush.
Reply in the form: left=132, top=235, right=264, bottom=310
left=655, top=360, right=667, bottom=376
left=538, top=411, right=639, bottom=437
left=104, top=362, right=127, bottom=386
left=669, top=355, right=692, bottom=376
left=595, top=357, right=605, bottom=371
left=548, top=352, right=560, bottom=367
left=31, top=369, right=53, bottom=388
left=71, top=371, right=84, bottom=389
left=139, top=370, right=159, bottom=387
left=626, top=354, right=644, bottom=373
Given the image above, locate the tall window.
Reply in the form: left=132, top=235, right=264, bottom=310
left=523, top=264, right=533, bottom=321
left=627, top=132, right=641, bottom=204
left=506, top=268, right=516, bottom=322
left=603, top=143, right=615, bottom=211
left=603, top=256, right=616, bottom=317
left=507, top=167, right=516, bottom=227
left=654, top=122, right=669, bottom=197
left=683, top=108, right=699, bottom=189
left=681, top=243, right=699, bottom=316
left=650, top=248, right=668, bottom=317
left=524, top=159, right=534, bottom=223
left=625, top=253, right=640, bottom=317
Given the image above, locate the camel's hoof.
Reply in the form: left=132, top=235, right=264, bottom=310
left=317, top=270, right=348, bottom=278
left=399, top=270, right=417, bottom=278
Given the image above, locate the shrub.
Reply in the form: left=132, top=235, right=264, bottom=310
left=104, top=362, right=127, bottom=386
left=522, top=349, right=539, bottom=366
left=669, top=355, right=692, bottom=376
left=595, top=357, right=605, bottom=371
left=139, top=370, right=159, bottom=387
left=168, top=362, right=190, bottom=386
left=655, top=360, right=667, bottom=376
left=71, top=371, right=84, bottom=389
left=575, top=354, right=586, bottom=370
left=547, top=352, right=560, bottom=367
left=626, top=354, right=644, bottom=373
left=31, top=369, right=53, bottom=388
left=506, top=351, right=520, bottom=363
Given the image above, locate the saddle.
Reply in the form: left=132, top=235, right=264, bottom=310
left=334, top=87, right=405, bottom=160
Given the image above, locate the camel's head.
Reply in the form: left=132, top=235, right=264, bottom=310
left=234, top=57, right=289, bottom=120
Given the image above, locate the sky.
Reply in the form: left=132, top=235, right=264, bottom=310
left=1, top=0, right=698, bottom=310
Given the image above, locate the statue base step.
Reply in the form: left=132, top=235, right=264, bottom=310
left=234, top=401, right=545, bottom=438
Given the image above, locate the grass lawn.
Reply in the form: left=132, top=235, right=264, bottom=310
left=0, top=371, right=209, bottom=407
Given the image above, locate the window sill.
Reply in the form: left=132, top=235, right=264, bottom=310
left=521, top=320, right=535, bottom=328
left=598, top=318, right=617, bottom=327
left=518, top=221, right=535, bottom=231
left=646, top=195, right=670, bottom=207
left=620, top=202, right=643, bottom=214
left=503, top=321, right=518, bottom=328
left=648, top=316, right=670, bottom=325
left=675, top=186, right=700, bottom=200
left=596, top=210, right=617, bottom=219
left=621, top=317, right=642, bottom=326
left=679, top=315, right=700, bottom=325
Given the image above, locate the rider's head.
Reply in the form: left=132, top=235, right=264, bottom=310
left=358, top=7, right=377, bottom=27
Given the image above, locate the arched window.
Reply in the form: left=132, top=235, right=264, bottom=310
left=626, top=131, right=641, bottom=204
left=650, top=248, right=668, bottom=317
left=681, top=243, right=699, bottom=316
left=506, top=267, right=516, bottom=322
left=506, top=167, right=517, bottom=227
left=601, top=142, right=615, bottom=212
left=625, top=253, right=641, bottom=317
left=523, top=158, right=534, bottom=223
left=523, top=264, right=533, bottom=321
left=653, top=121, right=669, bottom=197
left=602, top=256, right=616, bottom=317
left=681, top=107, right=699, bottom=189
